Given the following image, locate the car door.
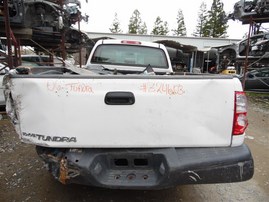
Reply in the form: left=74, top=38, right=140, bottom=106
left=256, top=68, right=269, bottom=91
left=246, top=68, right=269, bottom=91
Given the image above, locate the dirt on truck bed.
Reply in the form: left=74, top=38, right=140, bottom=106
left=0, top=93, right=269, bottom=202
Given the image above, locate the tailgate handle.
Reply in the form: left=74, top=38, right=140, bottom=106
left=105, top=92, right=135, bottom=105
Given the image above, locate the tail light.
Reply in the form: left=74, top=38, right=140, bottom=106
left=232, top=91, right=248, bottom=135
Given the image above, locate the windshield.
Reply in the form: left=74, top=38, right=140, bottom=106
left=91, top=44, right=169, bottom=69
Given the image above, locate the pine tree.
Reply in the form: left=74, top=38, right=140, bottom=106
left=192, top=1, right=207, bottom=37
left=128, top=9, right=147, bottom=34
left=203, top=0, right=228, bottom=38
left=139, top=22, right=147, bottom=34
left=172, top=9, right=187, bottom=36
left=109, top=13, right=122, bottom=33
left=151, top=16, right=169, bottom=35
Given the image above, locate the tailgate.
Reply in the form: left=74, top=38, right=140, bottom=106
left=6, top=75, right=242, bottom=148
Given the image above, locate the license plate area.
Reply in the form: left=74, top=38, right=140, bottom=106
left=90, top=153, right=167, bottom=186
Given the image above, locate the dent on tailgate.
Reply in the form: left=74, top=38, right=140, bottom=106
left=6, top=75, right=237, bottom=148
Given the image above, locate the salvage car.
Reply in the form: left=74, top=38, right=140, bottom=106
left=0, top=63, right=8, bottom=108
left=3, top=39, right=254, bottom=190
left=0, top=0, right=90, bottom=54
left=229, top=0, right=269, bottom=24
left=242, top=67, right=269, bottom=91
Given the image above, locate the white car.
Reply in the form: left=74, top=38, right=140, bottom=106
left=5, top=39, right=253, bottom=189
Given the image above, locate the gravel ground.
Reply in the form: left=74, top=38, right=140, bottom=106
left=0, top=93, right=268, bottom=202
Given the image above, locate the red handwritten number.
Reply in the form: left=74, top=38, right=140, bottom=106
left=148, top=83, right=156, bottom=93
left=140, top=83, right=185, bottom=96
left=156, top=83, right=163, bottom=93
left=140, top=83, right=147, bottom=92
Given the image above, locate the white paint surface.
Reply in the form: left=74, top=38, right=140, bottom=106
left=8, top=76, right=244, bottom=148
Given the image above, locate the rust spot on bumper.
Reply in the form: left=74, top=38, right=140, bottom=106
left=59, top=158, right=69, bottom=184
